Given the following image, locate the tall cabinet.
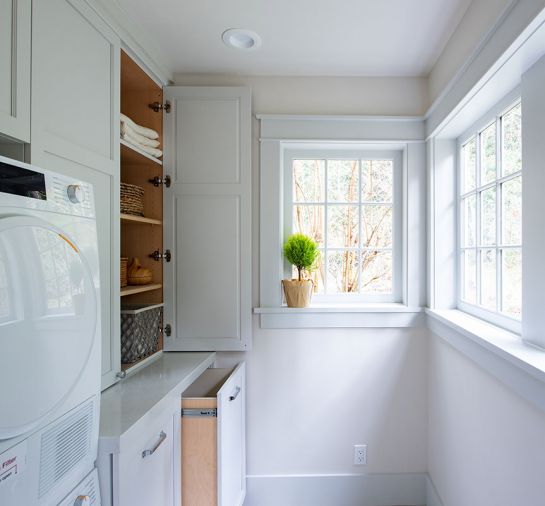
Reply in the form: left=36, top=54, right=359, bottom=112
left=0, top=0, right=30, bottom=142
left=30, top=0, right=121, bottom=390
left=28, top=0, right=251, bottom=390
left=113, top=58, right=252, bottom=387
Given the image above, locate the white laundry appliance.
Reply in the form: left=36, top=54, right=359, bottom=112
left=0, top=155, right=102, bottom=505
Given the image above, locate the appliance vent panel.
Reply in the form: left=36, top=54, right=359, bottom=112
left=38, top=400, right=94, bottom=498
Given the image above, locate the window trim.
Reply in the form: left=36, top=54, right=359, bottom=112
left=456, top=97, right=522, bottom=334
left=282, top=146, right=403, bottom=303
left=257, top=115, right=427, bottom=328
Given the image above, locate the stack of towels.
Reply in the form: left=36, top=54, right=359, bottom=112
left=120, top=113, right=162, bottom=159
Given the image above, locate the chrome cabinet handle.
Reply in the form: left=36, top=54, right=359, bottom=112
left=229, top=386, right=241, bottom=401
left=142, top=431, right=167, bottom=458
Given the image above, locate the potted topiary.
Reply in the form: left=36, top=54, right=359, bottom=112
left=282, top=233, right=320, bottom=308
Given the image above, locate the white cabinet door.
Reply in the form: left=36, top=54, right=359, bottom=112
left=0, top=0, right=30, bottom=141
left=217, top=362, right=246, bottom=506
left=116, top=411, right=175, bottom=506
left=163, top=86, right=252, bottom=351
left=31, top=0, right=121, bottom=390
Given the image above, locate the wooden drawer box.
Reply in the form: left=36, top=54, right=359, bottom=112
left=181, top=362, right=246, bottom=506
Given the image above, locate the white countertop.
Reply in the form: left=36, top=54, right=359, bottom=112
left=99, top=352, right=216, bottom=449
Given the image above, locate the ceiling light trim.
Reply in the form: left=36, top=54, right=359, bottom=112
left=222, top=28, right=262, bottom=51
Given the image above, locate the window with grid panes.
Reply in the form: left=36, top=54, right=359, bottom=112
left=285, top=150, right=402, bottom=302
left=459, top=101, right=522, bottom=328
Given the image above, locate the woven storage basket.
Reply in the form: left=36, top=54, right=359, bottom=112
left=120, top=182, right=144, bottom=216
left=120, top=257, right=128, bottom=287
left=120, top=303, right=163, bottom=364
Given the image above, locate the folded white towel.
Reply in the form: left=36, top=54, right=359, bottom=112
left=120, top=113, right=159, bottom=140
left=122, top=132, right=163, bottom=158
left=121, top=122, right=160, bottom=148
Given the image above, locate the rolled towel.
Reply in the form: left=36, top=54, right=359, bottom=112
left=122, top=133, right=163, bottom=158
left=120, top=113, right=159, bottom=140
left=121, top=122, right=160, bottom=148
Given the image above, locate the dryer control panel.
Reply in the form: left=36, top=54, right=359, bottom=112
left=0, top=155, right=95, bottom=218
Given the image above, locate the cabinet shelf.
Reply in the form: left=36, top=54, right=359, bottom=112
left=121, top=349, right=162, bottom=373
left=120, top=213, right=162, bottom=226
left=121, top=283, right=162, bottom=297
left=121, top=138, right=162, bottom=166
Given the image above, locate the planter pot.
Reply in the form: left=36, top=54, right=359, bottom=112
left=282, top=279, right=313, bottom=308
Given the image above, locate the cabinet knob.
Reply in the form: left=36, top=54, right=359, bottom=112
left=67, top=184, right=83, bottom=204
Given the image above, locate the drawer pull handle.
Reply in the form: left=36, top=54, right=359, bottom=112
left=229, top=386, right=241, bottom=402
left=142, top=431, right=167, bottom=458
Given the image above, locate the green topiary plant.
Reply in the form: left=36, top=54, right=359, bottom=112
left=283, top=233, right=319, bottom=281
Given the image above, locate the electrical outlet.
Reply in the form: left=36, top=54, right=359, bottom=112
left=353, top=444, right=367, bottom=465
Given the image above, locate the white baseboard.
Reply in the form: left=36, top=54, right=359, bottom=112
left=244, top=473, right=428, bottom=506
left=426, top=475, right=444, bottom=506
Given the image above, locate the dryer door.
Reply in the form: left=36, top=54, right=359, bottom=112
left=0, top=216, right=97, bottom=439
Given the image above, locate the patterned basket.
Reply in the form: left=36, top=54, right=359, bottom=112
left=120, top=182, right=144, bottom=216
left=120, top=257, right=128, bottom=287
left=120, top=303, right=163, bottom=364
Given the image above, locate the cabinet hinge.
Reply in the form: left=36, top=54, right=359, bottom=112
left=149, top=175, right=171, bottom=188
left=164, top=324, right=172, bottom=337
left=149, top=100, right=171, bottom=113
left=149, top=249, right=171, bottom=262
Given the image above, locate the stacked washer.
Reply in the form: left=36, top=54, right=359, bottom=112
left=0, top=155, right=102, bottom=506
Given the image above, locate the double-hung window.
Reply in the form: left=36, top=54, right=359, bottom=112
left=458, top=101, right=522, bottom=331
left=284, top=147, right=402, bottom=303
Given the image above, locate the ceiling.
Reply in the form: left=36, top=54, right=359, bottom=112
left=116, top=0, right=473, bottom=77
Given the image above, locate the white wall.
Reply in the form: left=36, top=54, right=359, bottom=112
left=521, top=54, right=545, bottom=349
left=175, top=74, right=430, bottom=504
left=428, top=336, right=545, bottom=506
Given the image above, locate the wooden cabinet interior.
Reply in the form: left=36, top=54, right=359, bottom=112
left=120, top=50, right=164, bottom=369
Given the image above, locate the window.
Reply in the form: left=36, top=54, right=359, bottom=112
left=458, top=101, right=522, bottom=330
left=284, top=148, right=402, bottom=302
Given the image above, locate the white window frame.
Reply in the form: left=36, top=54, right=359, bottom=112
left=457, top=98, right=522, bottom=334
left=283, top=146, right=403, bottom=303
left=256, top=115, right=426, bottom=328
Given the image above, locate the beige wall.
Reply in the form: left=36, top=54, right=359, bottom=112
left=428, top=0, right=513, bottom=103
left=174, top=74, right=428, bottom=116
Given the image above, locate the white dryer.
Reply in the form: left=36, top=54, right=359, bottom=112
left=0, top=155, right=101, bottom=505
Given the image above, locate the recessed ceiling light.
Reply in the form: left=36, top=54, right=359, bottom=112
left=222, top=28, right=262, bottom=51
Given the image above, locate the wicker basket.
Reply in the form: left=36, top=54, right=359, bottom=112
left=120, top=257, right=128, bottom=287
left=120, top=303, right=163, bottom=364
left=120, top=182, right=144, bottom=216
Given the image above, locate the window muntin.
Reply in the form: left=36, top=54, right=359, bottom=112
left=459, top=101, right=522, bottom=328
left=285, top=149, right=402, bottom=302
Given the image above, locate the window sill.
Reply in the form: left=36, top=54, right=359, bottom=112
left=253, top=304, right=424, bottom=328
left=426, top=309, right=545, bottom=413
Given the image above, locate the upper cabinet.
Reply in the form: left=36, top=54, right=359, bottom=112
left=163, top=87, right=252, bottom=351
left=0, top=0, right=30, bottom=142
left=31, top=0, right=121, bottom=389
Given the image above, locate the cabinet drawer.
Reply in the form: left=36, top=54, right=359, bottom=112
left=182, top=362, right=246, bottom=506
left=117, top=410, right=175, bottom=506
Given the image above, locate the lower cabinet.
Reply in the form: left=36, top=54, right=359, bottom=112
left=117, top=409, right=176, bottom=506
left=97, top=359, right=245, bottom=506
left=182, top=362, right=246, bottom=506
left=97, top=403, right=179, bottom=506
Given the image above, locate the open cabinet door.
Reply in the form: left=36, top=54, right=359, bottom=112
left=163, top=86, right=252, bottom=351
